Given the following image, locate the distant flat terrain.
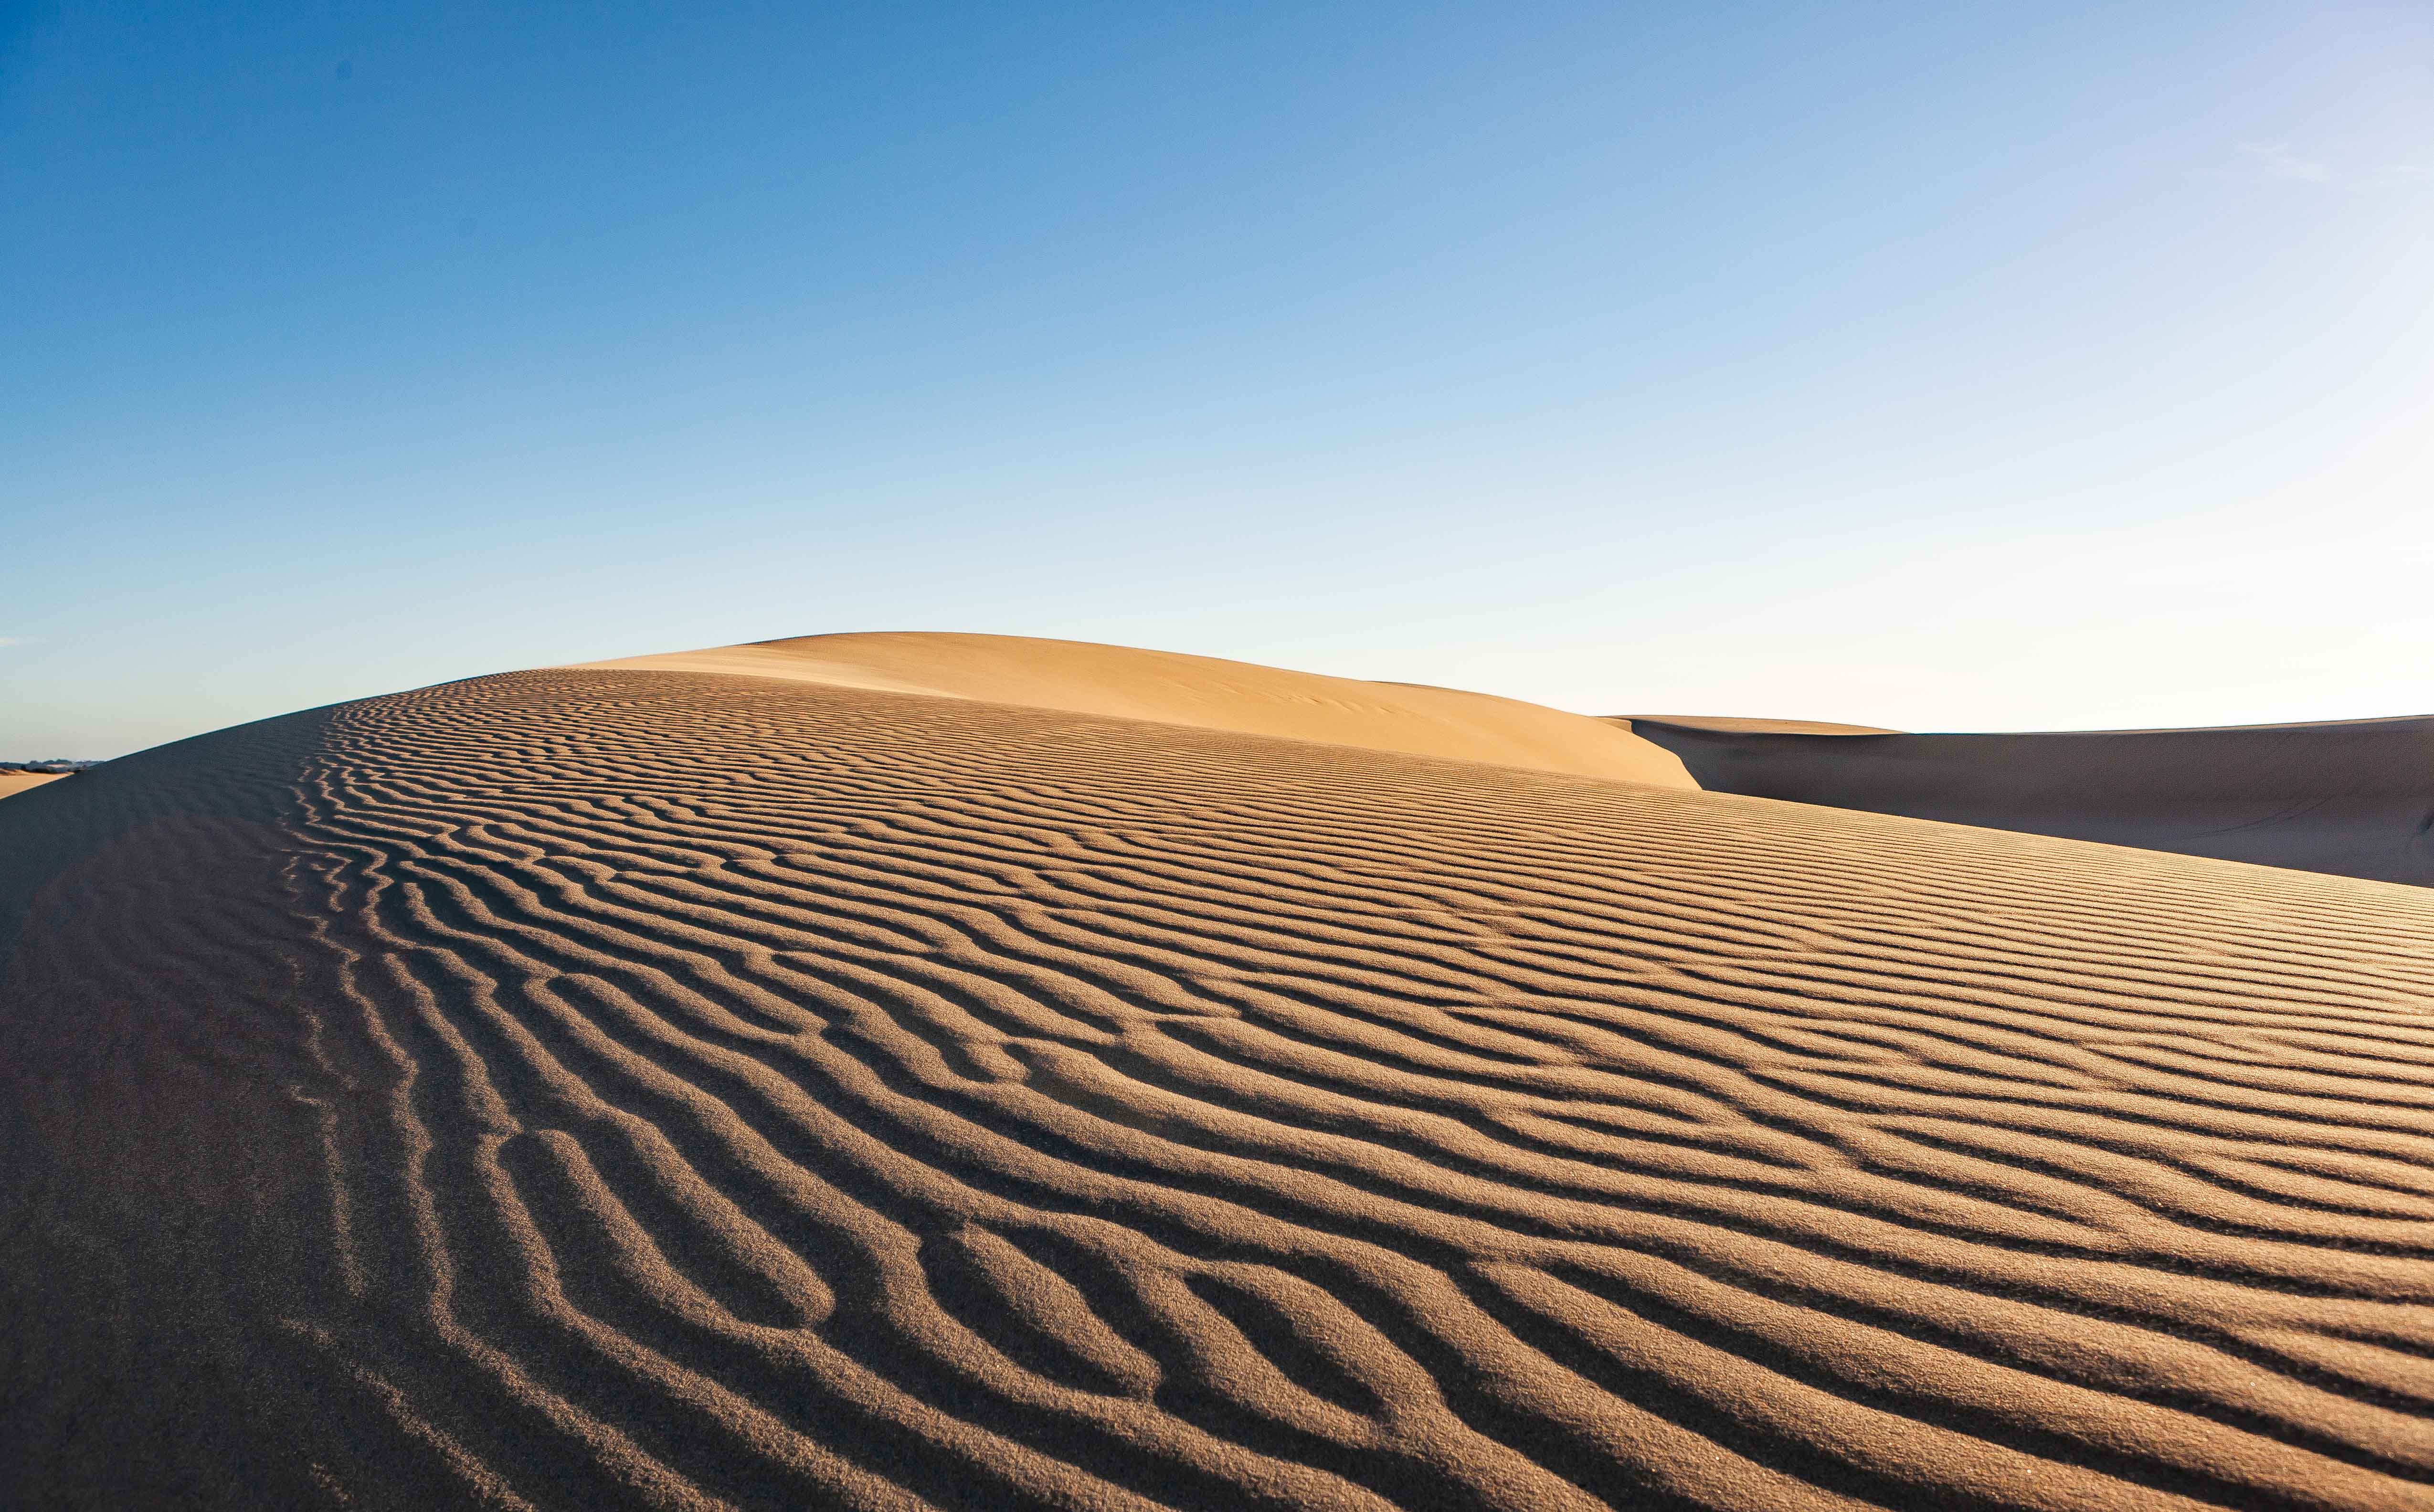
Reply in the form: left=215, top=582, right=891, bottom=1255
left=5, top=652, right=2431, bottom=1511
left=1622, top=715, right=2434, bottom=887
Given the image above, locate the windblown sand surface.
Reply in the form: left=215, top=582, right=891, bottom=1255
left=1624, top=716, right=2434, bottom=887
left=4, top=658, right=2434, bottom=1510
left=0, top=772, right=66, bottom=801
left=583, top=632, right=1695, bottom=790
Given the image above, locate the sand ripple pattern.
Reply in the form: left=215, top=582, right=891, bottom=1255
left=5, top=669, right=2434, bottom=1511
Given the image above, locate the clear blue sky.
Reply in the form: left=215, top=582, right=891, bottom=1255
left=6, top=2, right=2431, bottom=757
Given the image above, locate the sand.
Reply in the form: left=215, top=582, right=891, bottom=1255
left=1625, top=714, right=2434, bottom=887
left=580, top=632, right=1696, bottom=790
left=0, top=772, right=66, bottom=801
left=1620, top=717, right=1901, bottom=736
left=3, top=648, right=2432, bottom=1511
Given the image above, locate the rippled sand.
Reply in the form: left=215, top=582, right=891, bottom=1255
left=3, top=664, right=2431, bottom=1510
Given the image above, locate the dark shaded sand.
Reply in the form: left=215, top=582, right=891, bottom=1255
left=1621, top=716, right=2434, bottom=888
left=1625, top=718, right=1903, bottom=736
left=5, top=668, right=2434, bottom=1511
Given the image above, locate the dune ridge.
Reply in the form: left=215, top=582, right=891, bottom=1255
left=1623, top=715, right=2434, bottom=887
left=577, top=632, right=1695, bottom=790
left=1619, top=717, right=1901, bottom=736
left=3, top=666, right=2433, bottom=1509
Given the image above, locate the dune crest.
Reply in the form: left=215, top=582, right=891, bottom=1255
left=1619, top=716, right=1900, bottom=736
left=576, top=631, right=1696, bottom=790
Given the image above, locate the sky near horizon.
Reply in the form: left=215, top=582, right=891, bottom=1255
left=6, top=2, right=2432, bottom=758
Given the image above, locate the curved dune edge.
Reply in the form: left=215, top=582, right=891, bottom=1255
left=5, top=667, right=2434, bottom=1510
left=1626, top=713, right=2434, bottom=886
left=1619, top=716, right=1903, bottom=736
left=572, top=631, right=1696, bottom=790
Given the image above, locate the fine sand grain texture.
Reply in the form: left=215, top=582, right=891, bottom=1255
left=0, top=772, right=66, bottom=800
left=1622, top=716, right=2434, bottom=887
left=4, top=666, right=2433, bottom=1511
left=580, top=632, right=1696, bottom=789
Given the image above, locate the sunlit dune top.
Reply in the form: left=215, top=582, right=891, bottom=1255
left=571, top=631, right=1697, bottom=789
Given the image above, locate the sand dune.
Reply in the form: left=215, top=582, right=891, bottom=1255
left=580, top=632, right=1695, bottom=789
left=1621, top=716, right=1901, bottom=736
left=5, top=660, right=2434, bottom=1511
left=1624, top=715, right=2434, bottom=887
left=0, top=772, right=66, bottom=801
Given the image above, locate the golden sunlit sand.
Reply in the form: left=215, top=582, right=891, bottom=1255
left=580, top=632, right=1696, bottom=789
left=3, top=635, right=2430, bottom=1510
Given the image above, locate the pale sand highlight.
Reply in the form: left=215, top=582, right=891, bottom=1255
left=579, top=632, right=1695, bottom=790
left=1, top=664, right=2430, bottom=1510
left=1625, top=715, right=2434, bottom=886
left=0, top=772, right=65, bottom=800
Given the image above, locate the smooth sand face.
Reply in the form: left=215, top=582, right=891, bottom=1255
left=4, top=662, right=2431, bottom=1511
left=578, top=631, right=1697, bottom=790
left=0, top=772, right=65, bottom=800
left=1628, top=713, right=2434, bottom=886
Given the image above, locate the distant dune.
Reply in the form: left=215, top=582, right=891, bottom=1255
left=1623, top=715, right=2434, bottom=887
left=580, top=632, right=1696, bottom=790
left=4, top=643, right=2432, bottom=1510
left=0, top=772, right=65, bottom=800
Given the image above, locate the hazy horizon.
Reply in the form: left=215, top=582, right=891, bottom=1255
left=7, top=2, right=2431, bottom=759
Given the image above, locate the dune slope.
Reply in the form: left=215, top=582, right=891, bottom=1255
left=0, top=772, right=66, bottom=801
left=4, top=668, right=2434, bottom=1511
left=1622, top=715, right=2434, bottom=887
left=580, top=632, right=1695, bottom=789
left=1621, top=717, right=1902, bottom=736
